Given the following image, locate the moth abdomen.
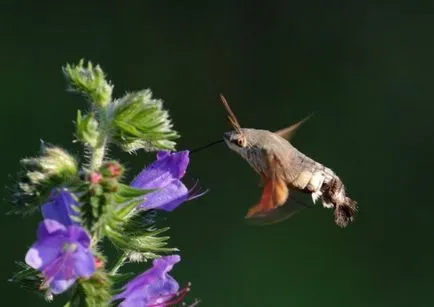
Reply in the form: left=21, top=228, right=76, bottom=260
left=287, top=152, right=357, bottom=228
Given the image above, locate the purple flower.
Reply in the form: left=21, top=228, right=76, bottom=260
left=131, top=151, right=207, bottom=211
left=113, top=255, right=190, bottom=307
left=41, top=188, right=79, bottom=226
left=25, top=219, right=96, bottom=294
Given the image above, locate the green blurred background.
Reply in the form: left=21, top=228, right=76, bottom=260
left=1, top=1, right=433, bottom=306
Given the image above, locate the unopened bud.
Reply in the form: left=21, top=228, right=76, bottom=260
left=100, top=161, right=123, bottom=178
left=12, top=144, right=78, bottom=214
left=89, top=171, right=103, bottom=185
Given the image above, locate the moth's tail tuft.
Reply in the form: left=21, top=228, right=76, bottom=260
left=334, top=197, right=357, bottom=228
left=318, top=176, right=357, bottom=228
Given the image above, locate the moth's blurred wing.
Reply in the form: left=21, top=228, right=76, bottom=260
left=275, top=114, right=313, bottom=141
left=244, top=153, right=289, bottom=219
left=245, top=189, right=311, bottom=226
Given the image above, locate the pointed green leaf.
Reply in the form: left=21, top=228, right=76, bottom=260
left=110, top=90, right=179, bottom=152
left=75, top=110, right=100, bottom=147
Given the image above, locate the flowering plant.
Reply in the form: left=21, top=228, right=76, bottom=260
left=9, top=60, right=205, bottom=306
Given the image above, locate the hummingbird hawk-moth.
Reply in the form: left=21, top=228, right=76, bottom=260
left=220, top=94, right=357, bottom=228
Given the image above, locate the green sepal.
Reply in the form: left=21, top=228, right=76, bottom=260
left=114, top=184, right=155, bottom=204
left=63, top=59, right=113, bottom=108
left=109, top=271, right=135, bottom=285
left=9, top=261, right=43, bottom=293
left=78, top=175, right=111, bottom=235
left=110, top=90, right=179, bottom=152
left=66, top=271, right=112, bottom=307
left=78, top=166, right=154, bottom=238
left=80, top=190, right=112, bottom=235
left=76, top=110, right=100, bottom=147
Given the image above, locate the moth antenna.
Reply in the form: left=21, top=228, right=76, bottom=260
left=219, top=94, right=242, bottom=134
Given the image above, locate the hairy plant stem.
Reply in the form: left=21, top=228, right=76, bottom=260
left=110, top=252, right=127, bottom=275
left=90, top=110, right=109, bottom=170
left=90, top=136, right=107, bottom=170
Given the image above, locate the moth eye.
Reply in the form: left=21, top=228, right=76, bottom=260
left=230, top=137, right=246, bottom=147
left=237, top=138, right=246, bottom=147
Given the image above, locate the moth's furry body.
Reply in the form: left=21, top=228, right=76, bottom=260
left=224, top=128, right=357, bottom=228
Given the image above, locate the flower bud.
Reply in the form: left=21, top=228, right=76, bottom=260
left=21, top=145, right=78, bottom=183
left=100, top=161, right=124, bottom=178
left=63, top=59, right=113, bottom=108
left=12, top=144, right=78, bottom=214
left=88, top=171, right=103, bottom=185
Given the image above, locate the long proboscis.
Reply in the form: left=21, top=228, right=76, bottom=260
left=219, top=94, right=243, bottom=134
left=190, top=139, right=224, bottom=154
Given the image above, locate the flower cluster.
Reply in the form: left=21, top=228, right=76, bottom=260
left=10, top=60, right=206, bottom=306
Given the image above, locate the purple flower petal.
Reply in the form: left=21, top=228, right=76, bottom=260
left=50, top=277, right=77, bottom=295
left=36, top=249, right=76, bottom=294
left=119, top=275, right=180, bottom=307
left=25, top=237, right=63, bottom=270
left=37, top=219, right=67, bottom=241
left=42, top=189, right=79, bottom=226
left=25, top=220, right=96, bottom=295
left=113, top=255, right=182, bottom=306
left=112, top=270, right=154, bottom=301
left=68, top=225, right=91, bottom=248
left=153, top=254, right=181, bottom=272
left=116, top=297, right=143, bottom=307
left=156, top=151, right=170, bottom=160
left=130, top=150, right=207, bottom=212
left=72, top=246, right=96, bottom=278
left=146, top=274, right=179, bottom=304
left=131, top=151, right=190, bottom=189
left=139, top=180, right=189, bottom=211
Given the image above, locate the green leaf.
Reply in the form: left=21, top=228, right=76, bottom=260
left=121, top=209, right=164, bottom=234
left=104, top=202, right=177, bottom=263
left=63, top=59, right=113, bottom=108
left=105, top=224, right=177, bottom=263
left=84, top=184, right=153, bottom=236
left=110, top=90, right=179, bottom=152
left=111, top=199, right=142, bottom=222
left=76, top=110, right=100, bottom=147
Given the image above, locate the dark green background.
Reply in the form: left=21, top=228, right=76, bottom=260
left=1, top=1, right=433, bottom=306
